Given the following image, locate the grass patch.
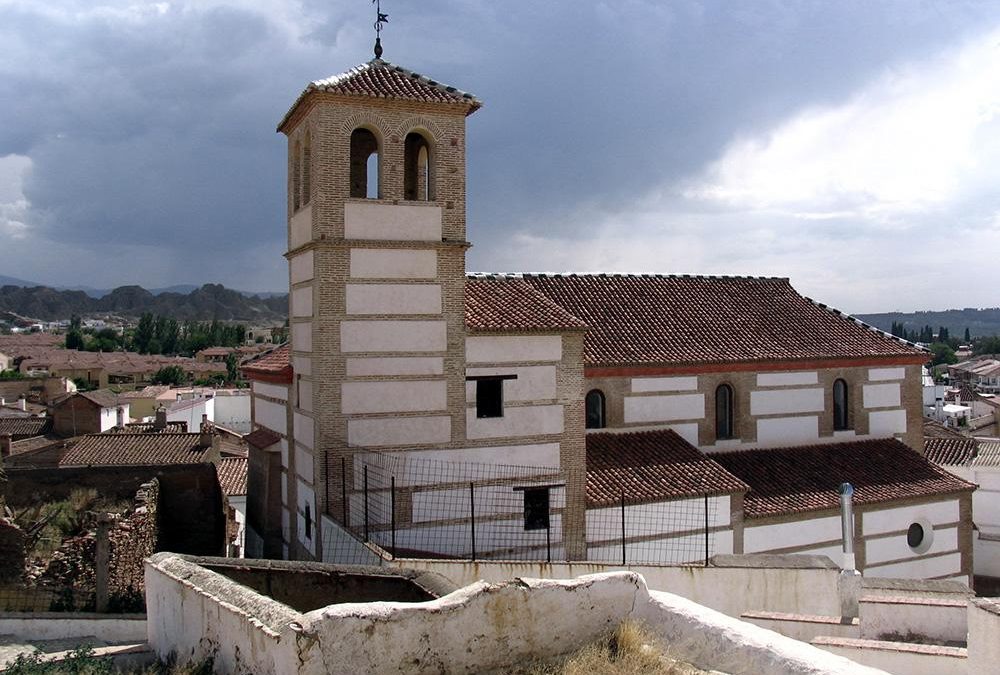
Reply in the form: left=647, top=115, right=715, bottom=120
left=3, top=648, right=214, bottom=675
left=501, top=620, right=712, bottom=675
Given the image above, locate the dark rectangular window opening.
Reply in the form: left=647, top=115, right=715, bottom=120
left=476, top=378, right=504, bottom=418
left=523, top=488, right=550, bottom=531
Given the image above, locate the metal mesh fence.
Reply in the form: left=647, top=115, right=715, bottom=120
left=321, top=452, right=719, bottom=567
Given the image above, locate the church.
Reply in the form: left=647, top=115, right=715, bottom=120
left=241, top=54, right=975, bottom=583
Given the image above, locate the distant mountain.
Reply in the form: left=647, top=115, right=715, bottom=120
left=0, top=283, right=288, bottom=323
left=0, top=274, right=44, bottom=288
left=856, top=308, right=1000, bottom=339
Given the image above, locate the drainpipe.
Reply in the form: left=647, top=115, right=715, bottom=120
left=839, top=482, right=856, bottom=572
left=838, top=482, right=862, bottom=619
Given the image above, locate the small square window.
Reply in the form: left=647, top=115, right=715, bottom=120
left=476, top=378, right=504, bottom=418
left=523, top=488, right=550, bottom=531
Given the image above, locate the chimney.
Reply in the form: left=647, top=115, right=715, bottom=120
left=199, top=413, right=215, bottom=448
left=0, top=433, right=11, bottom=459
left=154, top=405, right=167, bottom=431
left=116, top=406, right=126, bottom=428
left=17, top=396, right=26, bottom=411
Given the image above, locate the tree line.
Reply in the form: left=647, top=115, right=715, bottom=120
left=64, top=314, right=246, bottom=356
left=888, top=322, right=1000, bottom=366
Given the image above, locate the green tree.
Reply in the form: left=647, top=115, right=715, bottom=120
left=938, top=326, right=950, bottom=342
left=134, top=313, right=155, bottom=353
left=151, top=365, right=187, bottom=386
left=225, top=352, right=241, bottom=384
left=965, top=327, right=971, bottom=343
left=930, top=342, right=958, bottom=366
left=65, top=315, right=84, bottom=350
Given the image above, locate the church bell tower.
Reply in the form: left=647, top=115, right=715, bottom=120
left=276, top=57, right=481, bottom=558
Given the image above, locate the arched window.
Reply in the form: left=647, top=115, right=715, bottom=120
left=292, top=140, right=301, bottom=211
left=302, top=131, right=312, bottom=206
left=585, top=389, right=606, bottom=429
left=833, top=379, right=850, bottom=431
left=403, top=131, right=432, bottom=201
left=350, top=128, right=380, bottom=199
left=715, top=384, right=734, bottom=440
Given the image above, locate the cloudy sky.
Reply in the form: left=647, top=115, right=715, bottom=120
left=2, top=0, right=1000, bottom=313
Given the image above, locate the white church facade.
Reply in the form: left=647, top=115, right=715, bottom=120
left=242, top=56, right=975, bottom=584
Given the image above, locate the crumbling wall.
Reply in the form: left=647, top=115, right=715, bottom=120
left=107, top=479, right=160, bottom=611
left=0, top=518, right=26, bottom=583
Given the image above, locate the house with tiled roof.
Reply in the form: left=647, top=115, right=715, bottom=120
left=238, top=54, right=973, bottom=583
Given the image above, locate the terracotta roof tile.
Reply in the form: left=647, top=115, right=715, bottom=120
left=713, top=439, right=975, bottom=519
left=53, top=389, right=123, bottom=409
left=217, top=456, right=247, bottom=496
left=244, top=427, right=282, bottom=449
left=106, top=421, right=188, bottom=434
left=279, top=59, right=481, bottom=131
left=515, top=274, right=924, bottom=366
left=586, top=429, right=749, bottom=507
left=0, top=417, right=52, bottom=440
left=240, top=344, right=292, bottom=381
left=465, top=276, right=586, bottom=332
left=924, top=437, right=978, bottom=466
left=922, top=418, right=966, bottom=439
left=972, top=440, right=1000, bottom=467
left=58, top=433, right=212, bottom=467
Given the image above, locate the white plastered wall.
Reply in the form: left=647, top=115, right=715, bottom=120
left=344, top=202, right=442, bottom=241
left=349, top=248, right=437, bottom=279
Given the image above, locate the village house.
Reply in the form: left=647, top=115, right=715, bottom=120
left=240, top=57, right=974, bottom=583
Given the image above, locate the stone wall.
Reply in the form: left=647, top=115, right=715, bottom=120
left=0, top=518, right=25, bottom=583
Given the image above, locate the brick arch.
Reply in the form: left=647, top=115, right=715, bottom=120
left=339, top=112, right=391, bottom=140
left=394, top=116, right=443, bottom=142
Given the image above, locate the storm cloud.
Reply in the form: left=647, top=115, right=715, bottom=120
left=2, top=0, right=999, bottom=311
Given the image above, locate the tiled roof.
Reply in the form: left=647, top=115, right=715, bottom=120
left=106, top=421, right=188, bottom=434
left=58, top=433, right=213, bottom=467
left=117, top=385, right=171, bottom=400
left=241, top=344, right=291, bottom=380
left=585, top=429, right=749, bottom=507
left=9, top=434, right=62, bottom=457
left=511, top=274, right=924, bottom=367
left=279, top=59, right=481, bottom=131
left=0, top=417, right=52, bottom=440
left=53, top=389, right=123, bottom=409
left=924, top=438, right=978, bottom=466
left=465, top=276, right=586, bottom=332
left=244, top=427, right=281, bottom=449
left=217, top=456, right=248, bottom=496
left=923, top=418, right=966, bottom=439
left=713, top=439, right=975, bottom=519
left=972, top=440, right=1000, bottom=467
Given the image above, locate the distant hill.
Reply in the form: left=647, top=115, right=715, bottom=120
left=0, top=283, right=288, bottom=322
left=856, top=308, right=1000, bottom=339
left=0, top=274, right=43, bottom=288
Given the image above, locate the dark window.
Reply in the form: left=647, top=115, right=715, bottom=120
left=907, top=522, right=924, bottom=549
left=302, top=131, right=312, bottom=206
left=403, top=131, right=432, bottom=201
left=350, top=128, right=380, bottom=199
left=715, top=384, right=734, bottom=440
left=476, top=378, right=503, bottom=418
left=304, top=503, right=312, bottom=540
left=833, top=379, right=849, bottom=431
left=292, top=140, right=301, bottom=211
left=523, top=488, right=550, bottom=531
left=585, top=389, right=606, bottom=429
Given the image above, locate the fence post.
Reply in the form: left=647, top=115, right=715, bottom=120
left=704, top=493, right=709, bottom=567
left=620, top=489, right=626, bottom=567
left=546, top=511, right=552, bottom=564
left=470, top=482, right=476, bottom=562
left=341, top=456, right=347, bottom=525
left=95, top=513, right=112, bottom=613
left=363, top=465, right=369, bottom=543
left=391, top=475, right=397, bottom=559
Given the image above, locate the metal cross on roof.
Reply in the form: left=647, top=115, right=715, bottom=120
left=373, top=0, right=389, bottom=59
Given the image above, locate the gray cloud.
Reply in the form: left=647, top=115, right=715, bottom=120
left=1, top=0, right=999, bottom=307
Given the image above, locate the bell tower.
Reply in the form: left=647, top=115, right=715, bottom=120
left=277, top=58, right=481, bottom=558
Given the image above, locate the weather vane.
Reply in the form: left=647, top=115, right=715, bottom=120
left=373, top=0, right=388, bottom=59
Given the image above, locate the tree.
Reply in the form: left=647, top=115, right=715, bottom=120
left=225, top=352, right=241, bottom=384
left=134, top=313, right=155, bottom=353
left=65, top=315, right=84, bottom=350
left=965, top=327, right=971, bottom=343
left=151, top=365, right=186, bottom=386
left=938, top=326, right=950, bottom=342
left=930, top=342, right=958, bottom=367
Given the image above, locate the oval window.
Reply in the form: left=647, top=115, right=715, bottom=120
left=906, top=522, right=924, bottom=549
